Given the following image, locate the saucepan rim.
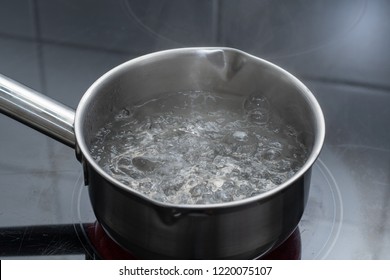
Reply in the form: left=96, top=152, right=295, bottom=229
left=74, top=47, right=325, bottom=209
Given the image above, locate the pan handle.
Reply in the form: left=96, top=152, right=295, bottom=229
left=0, top=74, right=76, bottom=148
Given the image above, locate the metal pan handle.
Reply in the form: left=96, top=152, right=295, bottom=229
left=0, top=74, right=76, bottom=148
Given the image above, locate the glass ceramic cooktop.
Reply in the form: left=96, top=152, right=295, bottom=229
left=1, top=0, right=389, bottom=259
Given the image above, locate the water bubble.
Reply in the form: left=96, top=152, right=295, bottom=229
left=244, top=94, right=270, bottom=125
left=221, top=180, right=236, bottom=191
left=151, top=192, right=168, bottom=203
left=161, top=177, right=184, bottom=196
left=115, top=108, right=131, bottom=120
left=262, top=148, right=282, bottom=161
left=137, top=181, right=153, bottom=194
left=248, top=108, right=269, bottom=125
left=132, top=157, right=158, bottom=172
left=235, top=144, right=257, bottom=157
left=190, top=183, right=212, bottom=197
left=232, top=131, right=248, bottom=141
left=201, top=193, right=218, bottom=204
left=244, top=94, right=269, bottom=111
left=235, top=183, right=253, bottom=197
left=214, top=190, right=233, bottom=202
left=284, top=125, right=297, bottom=137
left=177, top=193, right=192, bottom=204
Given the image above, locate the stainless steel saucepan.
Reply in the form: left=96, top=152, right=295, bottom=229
left=0, top=47, right=325, bottom=259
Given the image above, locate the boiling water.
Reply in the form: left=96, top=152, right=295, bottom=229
left=90, top=91, right=308, bottom=205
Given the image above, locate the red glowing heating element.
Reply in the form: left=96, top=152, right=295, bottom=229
left=87, top=221, right=301, bottom=260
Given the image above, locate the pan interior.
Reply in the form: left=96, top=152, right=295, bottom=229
left=77, top=48, right=322, bottom=205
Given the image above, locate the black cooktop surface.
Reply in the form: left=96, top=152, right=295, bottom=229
left=1, top=0, right=389, bottom=259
